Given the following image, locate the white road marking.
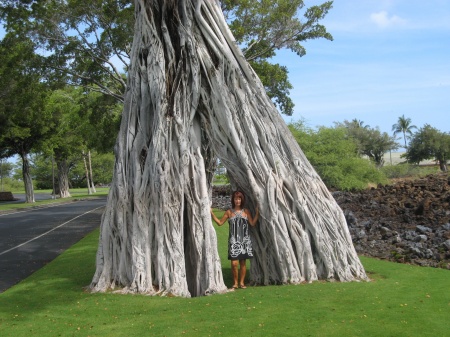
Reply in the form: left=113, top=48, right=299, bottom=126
left=0, top=205, right=103, bottom=256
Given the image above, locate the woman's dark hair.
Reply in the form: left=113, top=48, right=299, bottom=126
left=231, top=190, right=245, bottom=208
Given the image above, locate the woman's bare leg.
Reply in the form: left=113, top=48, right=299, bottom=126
left=239, top=259, right=247, bottom=288
left=231, top=260, right=239, bottom=288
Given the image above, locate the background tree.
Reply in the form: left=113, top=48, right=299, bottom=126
left=30, top=151, right=115, bottom=189
left=0, top=33, right=53, bottom=202
left=77, top=89, right=122, bottom=192
left=0, top=0, right=133, bottom=101
left=30, top=153, right=54, bottom=190
left=339, top=120, right=399, bottom=167
left=0, top=161, right=14, bottom=180
left=361, top=128, right=399, bottom=168
left=405, top=124, right=449, bottom=172
left=0, top=0, right=333, bottom=115
left=0, top=160, right=14, bottom=191
left=42, top=87, right=121, bottom=197
left=77, top=89, right=123, bottom=153
left=43, top=87, right=85, bottom=197
left=220, top=0, right=333, bottom=115
left=90, top=0, right=366, bottom=298
left=349, top=118, right=369, bottom=129
left=89, top=152, right=115, bottom=186
left=392, top=114, right=417, bottom=149
left=289, top=122, right=387, bottom=190
left=0, top=160, right=28, bottom=191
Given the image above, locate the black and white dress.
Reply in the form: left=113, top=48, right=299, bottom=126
left=228, top=209, right=254, bottom=260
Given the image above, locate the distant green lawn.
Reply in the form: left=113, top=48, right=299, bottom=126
left=0, top=210, right=448, bottom=336
left=0, top=188, right=109, bottom=212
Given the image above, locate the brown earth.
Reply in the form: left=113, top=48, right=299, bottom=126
left=212, top=173, right=450, bottom=269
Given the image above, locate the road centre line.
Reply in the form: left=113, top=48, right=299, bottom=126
left=0, top=205, right=104, bottom=257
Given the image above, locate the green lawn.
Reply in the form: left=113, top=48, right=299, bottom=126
left=0, top=210, right=448, bottom=336
left=0, top=188, right=109, bottom=212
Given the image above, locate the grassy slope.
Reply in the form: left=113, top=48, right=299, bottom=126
left=0, top=211, right=448, bottom=337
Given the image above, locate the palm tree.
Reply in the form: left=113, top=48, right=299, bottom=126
left=392, top=115, right=417, bottom=149
left=351, top=118, right=369, bottom=128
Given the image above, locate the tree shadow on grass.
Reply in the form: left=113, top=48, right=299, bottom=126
left=0, top=230, right=98, bottom=317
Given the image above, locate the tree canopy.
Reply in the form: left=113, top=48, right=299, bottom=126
left=0, top=0, right=333, bottom=115
left=39, top=86, right=121, bottom=196
left=0, top=34, right=52, bottom=152
left=0, top=33, right=54, bottom=202
left=0, top=0, right=133, bottom=101
left=220, top=0, right=333, bottom=115
left=289, top=122, right=387, bottom=190
left=392, top=114, right=417, bottom=149
left=30, top=151, right=114, bottom=189
left=405, top=124, right=449, bottom=172
left=338, top=120, right=399, bottom=167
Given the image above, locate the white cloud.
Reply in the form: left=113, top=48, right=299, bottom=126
left=370, top=11, right=407, bottom=28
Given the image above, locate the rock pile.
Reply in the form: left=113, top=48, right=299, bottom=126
left=211, top=185, right=232, bottom=210
left=0, top=192, right=15, bottom=201
left=212, top=174, right=450, bottom=269
left=334, top=173, right=450, bottom=269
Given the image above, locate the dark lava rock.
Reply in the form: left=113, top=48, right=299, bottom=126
left=333, top=173, right=450, bottom=269
left=212, top=173, right=450, bottom=269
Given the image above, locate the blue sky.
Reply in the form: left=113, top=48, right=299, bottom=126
left=279, top=0, right=450, bottom=136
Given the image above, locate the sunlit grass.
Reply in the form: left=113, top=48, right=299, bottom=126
left=0, top=210, right=448, bottom=336
left=0, top=188, right=109, bottom=212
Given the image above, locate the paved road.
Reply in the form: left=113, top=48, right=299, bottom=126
left=0, top=198, right=106, bottom=293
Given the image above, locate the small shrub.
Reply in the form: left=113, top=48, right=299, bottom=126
left=0, top=177, right=26, bottom=192
left=213, top=174, right=229, bottom=185
left=289, top=123, right=388, bottom=191
left=381, top=164, right=440, bottom=179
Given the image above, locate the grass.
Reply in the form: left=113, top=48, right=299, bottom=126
left=0, top=212, right=449, bottom=336
left=381, top=163, right=443, bottom=180
left=0, top=188, right=109, bottom=212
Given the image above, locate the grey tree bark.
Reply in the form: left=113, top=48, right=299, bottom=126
left=82, top=150, right=93, bottom=195
left=88, top=150, right=97, bottom=193
left=21, top=153, right=35, bottom=203
left=91, top=0, right=367, bottom=297
left=57, top=159, right=71, bottom=198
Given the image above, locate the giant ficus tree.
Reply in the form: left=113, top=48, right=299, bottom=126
left=90, top=0, right=367, bottom=298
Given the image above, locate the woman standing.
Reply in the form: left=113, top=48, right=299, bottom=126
left=211, top=191, right=259, bottom=289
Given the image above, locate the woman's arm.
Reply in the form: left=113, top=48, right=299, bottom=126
left=246, top=207, right=259, bottom=227
left=210, top=209, right=230, bottom=226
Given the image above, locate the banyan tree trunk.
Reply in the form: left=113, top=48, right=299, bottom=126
left=90, top=0, right=367, bottom=297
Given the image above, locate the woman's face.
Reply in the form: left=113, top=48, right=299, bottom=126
left=234, top=196, right=242, bottom=208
